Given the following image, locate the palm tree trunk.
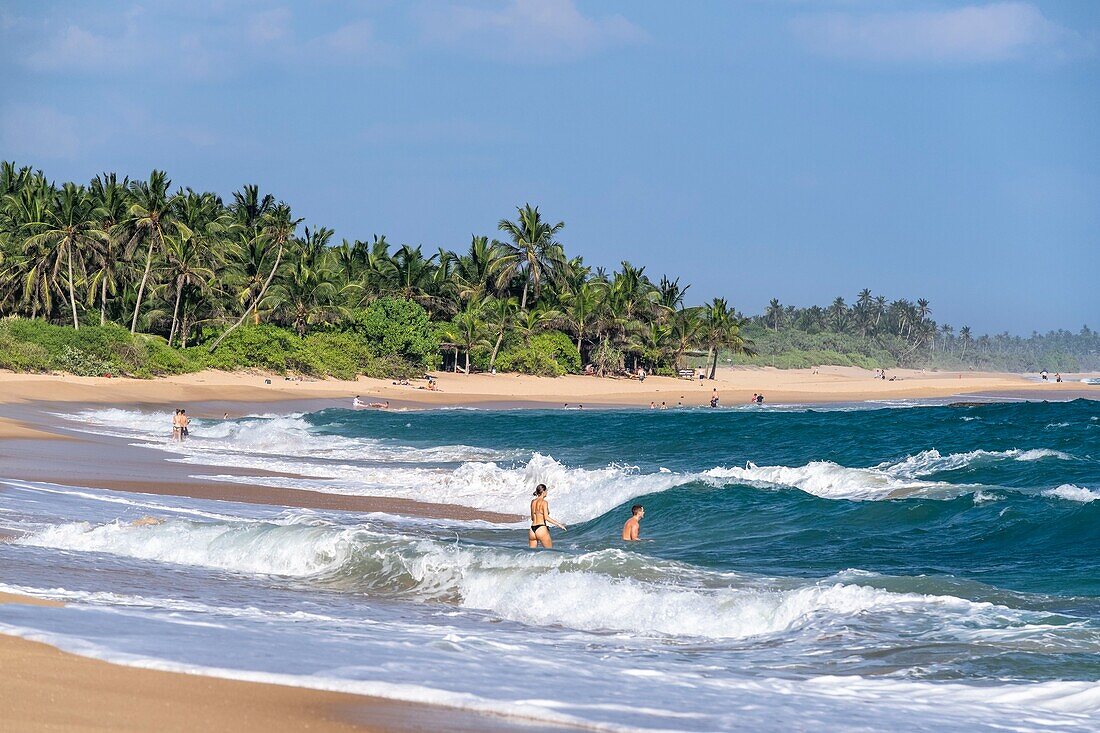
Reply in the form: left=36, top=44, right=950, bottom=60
left=131, top=240, right=155, bottom=334
left=519, top=279, right=529, bottom=312
left=709, top=350, right=718, bottom=380
left=208, top=243, right=284, bottom=353
left=464, top=349, right=470, bottom=375
left=490, top=329, right=504, bottom=369
left=100, top=279, right=107, bottom=325
left=168, top=283, right=183, bottom=347
left=67, top=246, right=79, bottom=330
left=705, top=346, right=714, bottom=380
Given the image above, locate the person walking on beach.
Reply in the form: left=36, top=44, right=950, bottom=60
left=622, top=505, right=644, bottom=541
left=529, top=484, right=566, bottom=549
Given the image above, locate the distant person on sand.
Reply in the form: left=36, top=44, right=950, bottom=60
left=710, top=389, right=719, bottom=408
left=1056, top=373, right=1063, bottom=383
left=1041, top=370, right=1048, bottom=381
left=529, top=484, right=566, bottom=549
left=622, top=505, right=644, bottom=541
left=353, top=395, right=365, bottom=408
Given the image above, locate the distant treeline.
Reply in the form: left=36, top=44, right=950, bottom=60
left=0, top=163, right=1092, bottom=379
left=729, top=294, right=1099, bottom=372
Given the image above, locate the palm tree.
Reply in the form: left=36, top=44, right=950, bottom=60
left=959, top=326, right=973, bottom=357
left=497, top=204, right=565, bottom=311
left=454, top=235, right=504, bottom=304
left=265, top=241, right=339, bottom=337
left=22, top=183, right=107, bottom=329
left=829, top=296, right=847, bottom=333
left=442, top=305, right=489, bottom=374
left=480, top=295, right=518, bottom=371
left=125, top=170, right=182, bottom=333
left=765, top=298, right=783, bottom=332
left=701, top=298, right=754, bottom=379
left=671, top=307, right=703, bottom=372
left=209, top=203, right=300, bottom=351
left=515, top=306, right=560, bottom=348
left=230, top=184, right=275, bottom=233
left=558, top=280, right=605, bottom=359
left=390, top=244, right=437, bottom=305
left=165, top=190, right=225, bottom=345
left=162, top=232, right=216, bottom=346
left=88, top=173, right=130, bottom=325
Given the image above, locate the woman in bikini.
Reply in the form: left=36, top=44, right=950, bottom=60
left=529, top=484, right=567, bottom=549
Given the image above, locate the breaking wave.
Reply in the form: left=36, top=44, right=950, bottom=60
left=16, top=517, right=1063, bottom=642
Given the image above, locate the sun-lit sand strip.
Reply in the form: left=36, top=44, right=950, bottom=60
left=0, top=365, right=1094, bottom=411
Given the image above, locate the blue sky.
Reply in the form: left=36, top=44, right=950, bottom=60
left=1, top=1, right=1097, bottom=334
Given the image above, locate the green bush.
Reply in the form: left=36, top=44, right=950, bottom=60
left=351, top=298, right=439, bottom=369
left=496, top=330, right=580, bottom=377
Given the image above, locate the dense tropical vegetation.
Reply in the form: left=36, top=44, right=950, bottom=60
left=0, top=164, right=754, bottom=378
left=737, top=293, right=1099, bottom=372
left=1, top=164, right=1094, bottom=379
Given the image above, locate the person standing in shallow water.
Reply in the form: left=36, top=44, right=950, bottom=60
left=529, top=484, right=566, bottom=549
left=622, top=505, right=644, bottom=541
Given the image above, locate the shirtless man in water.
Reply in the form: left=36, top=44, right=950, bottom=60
left=529, top=484, right=566, bottom=548
left=622, top=504, right=644, bottom=541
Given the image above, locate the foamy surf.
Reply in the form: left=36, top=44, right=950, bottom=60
left=1042, top=485, right=1100, bottom=503
left=17, top=517, right=1072, bottom=643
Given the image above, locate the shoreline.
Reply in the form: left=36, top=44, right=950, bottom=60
left=0, top=365, right=1092, bottom=523
left=0, top=592, right=566, bottom=733
left=1, top=366, right=1095, bottom=414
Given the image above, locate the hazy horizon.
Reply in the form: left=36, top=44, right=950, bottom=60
left=2, top=1, right=1097, bottom=335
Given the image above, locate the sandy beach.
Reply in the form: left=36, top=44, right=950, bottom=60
left=0, top=591, right=564, bottom=733
left=0, top=365, right=1093, bottom=414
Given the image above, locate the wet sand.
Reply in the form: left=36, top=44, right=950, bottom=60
left=0, top=594, right=568, bottom=733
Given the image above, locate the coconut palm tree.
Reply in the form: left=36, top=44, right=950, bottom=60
left=442, top=305, right=489, bottom=374
left=496, top=204, right=565, bottom=312
left=209, top=203, right=301, bottom=351
left=125, top=170, right=183, bottom=333
left=22, top=183, right=107, bottom=329
left=454, top=235, right=505, bottom=304
left=265, top=240, right=339, bottom=337
left=701, top=298, right=754, bottom=379
left=478, top=296, right=518, bottom=371
left=87, top=173, right=130, bottom=325
left=558, top=280, right=605, bottom=359
left=162, top=232, right=216, bottom=346
left=165, top=190, right=226, bottom=345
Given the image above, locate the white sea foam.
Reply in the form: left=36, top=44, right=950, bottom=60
left=882, top=448, right=1073, bottom=478
left=17, top=518, right=1047, bottom=641
left=1042, top=485, right=1100, bottom=503
left=703, top=462, right=963, bottom=501
left=63, top=408, right=511, bottom=463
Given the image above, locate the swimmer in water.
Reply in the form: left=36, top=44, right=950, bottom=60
left=529, top=484, right=567, bottom=549
left=621, top=504, right=644, bottom=541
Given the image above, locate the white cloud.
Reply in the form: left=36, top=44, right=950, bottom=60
left=792, top=2, right=1086, bottom=63
left=0, top=104, right=81, bottom=160
left=247, top=7, right=291, bottom=44
left=419, top=0, right=647, bottom=62
left=317, top=19, right=377, bottom=58
left=23, top=6, right=149, bottom=72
